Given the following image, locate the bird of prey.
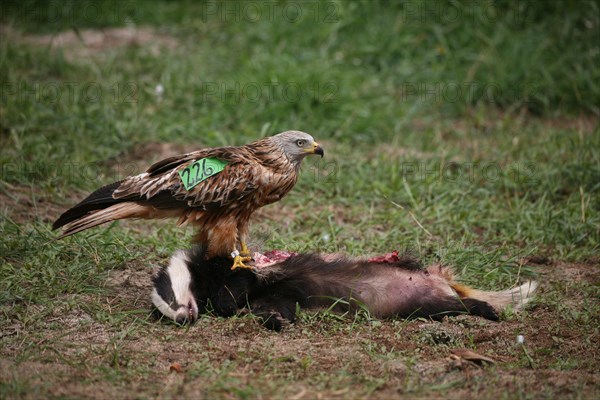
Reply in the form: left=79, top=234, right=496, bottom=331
left=52, top=131, right=324, bottom=269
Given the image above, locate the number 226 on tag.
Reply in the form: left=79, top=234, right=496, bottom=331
left=179, top=158, right=228, bottom=190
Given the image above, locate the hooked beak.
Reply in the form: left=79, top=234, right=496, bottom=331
left=309, top=141, right=324, bottom=157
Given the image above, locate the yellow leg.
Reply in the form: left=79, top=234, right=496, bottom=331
left=240, top=242, right=251, bottom=257
left=230, top=249, right=252, bottom=270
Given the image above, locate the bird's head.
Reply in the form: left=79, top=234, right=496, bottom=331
left=271, top=131, right=324, bottom=166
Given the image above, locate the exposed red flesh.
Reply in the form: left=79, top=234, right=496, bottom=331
left=251, top=250, right=401, bottom=268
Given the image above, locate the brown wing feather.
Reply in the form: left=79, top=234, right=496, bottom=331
left=113, top=146, right=266, bottom=211
left=171, top=162, right=263, bottom=209
left=145, top=146, right=243, bottom=177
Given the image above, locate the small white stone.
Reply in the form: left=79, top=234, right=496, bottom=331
left=517, top=335, right=525, bottom=344
left=155, top=84, right=164, bottom=96
left=322, top=234, right=330, bottom=242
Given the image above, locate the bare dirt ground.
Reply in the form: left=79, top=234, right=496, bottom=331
left=1, top=25, right=178, bottom=61
left=1, top=264, right=598, bottom=399
left=1, top=204, right=598, bottom=399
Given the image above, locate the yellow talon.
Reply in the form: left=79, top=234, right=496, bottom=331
left=230, top=247, right=253, bottom=270
left=231, top=255, right=253, bottom=270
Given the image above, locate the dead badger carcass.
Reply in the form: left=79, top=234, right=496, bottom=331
left=151, top=247, right=538, bottom=330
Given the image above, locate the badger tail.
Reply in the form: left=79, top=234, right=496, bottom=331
left=450, top=280, right=539, bottom=312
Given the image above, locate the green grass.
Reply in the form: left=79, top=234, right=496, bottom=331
left=1, top=1, right=599, bottom=399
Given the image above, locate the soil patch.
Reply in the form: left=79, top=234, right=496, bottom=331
left=2, top=25, right=179, bottom=61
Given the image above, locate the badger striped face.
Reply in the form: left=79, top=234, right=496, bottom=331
left=151, top=250, right=198, bottom=324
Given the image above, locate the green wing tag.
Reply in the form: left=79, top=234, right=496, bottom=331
left=179, top=158, right=228, bottom=190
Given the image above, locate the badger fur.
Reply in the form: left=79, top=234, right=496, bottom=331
left=151, top=247, right=538, bottom=330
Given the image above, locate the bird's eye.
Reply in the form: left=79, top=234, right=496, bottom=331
left=296, top=140, right=305, bottom=147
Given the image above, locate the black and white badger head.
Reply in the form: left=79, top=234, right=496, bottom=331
left=151, top=250, right=198, bottom=324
